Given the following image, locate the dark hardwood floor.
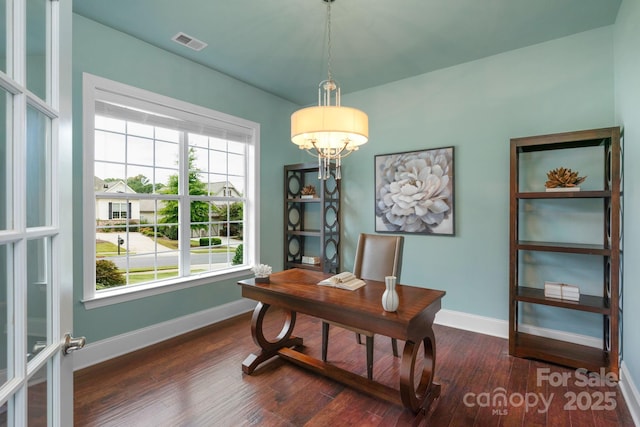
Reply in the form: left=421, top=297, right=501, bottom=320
left=74, top=309, right=634, bottom=426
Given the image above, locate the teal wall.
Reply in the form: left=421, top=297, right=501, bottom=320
left=339, top=27, right=615, bottom=330
left=72, top=14, right=299, bottom=342
left=615, top=0, right=640, bottom=391
left=73, top=10, right=638, bottom=386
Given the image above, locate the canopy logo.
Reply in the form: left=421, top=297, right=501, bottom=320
left=463, top=368, right=618, bottom=416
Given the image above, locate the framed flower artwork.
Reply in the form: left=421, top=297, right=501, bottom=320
left=374, top=146, right=455, bottom=235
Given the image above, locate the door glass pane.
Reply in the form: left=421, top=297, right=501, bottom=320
left=26, top=0, right=47, bottom=100
left=26, top=106, right=51, bottom=228
left=27, top=363, right=48, bottom=425
left=0, top=0, right=6, bottom=73
left=0, top=244, right=9, bottom=384
left=0, top=87, right=9, bottom=230
left=27, top=238, right=49, bottom=363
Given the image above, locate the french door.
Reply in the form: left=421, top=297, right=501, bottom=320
left=0, top=0, right=73, bottom=425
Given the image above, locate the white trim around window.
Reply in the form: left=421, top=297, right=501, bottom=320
left=82, top=73, right=260, bottom=309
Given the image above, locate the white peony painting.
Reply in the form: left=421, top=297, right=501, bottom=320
left=375, top=147, right=454, bottom=235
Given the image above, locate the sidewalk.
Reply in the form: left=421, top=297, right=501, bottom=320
left=96, top=232, right=242, bottom=253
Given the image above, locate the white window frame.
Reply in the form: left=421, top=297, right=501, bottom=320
left=81, top=73, right=260, bottom=309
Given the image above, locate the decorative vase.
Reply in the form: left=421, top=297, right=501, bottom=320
left=382, top=276, right=399, bottom=312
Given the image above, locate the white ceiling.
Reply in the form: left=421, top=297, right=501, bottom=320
left=72, top=0, right=622, bottom=105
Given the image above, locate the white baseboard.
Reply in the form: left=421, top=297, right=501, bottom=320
left=434, top=308, right=601, bottom=348
left=435, top=309, right=508, bottom=338
left=73, top=298, right=257, bottom=371
left=620, top=362, right=640, bottom=427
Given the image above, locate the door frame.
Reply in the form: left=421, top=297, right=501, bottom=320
left=0, top=0, right=73, bottom=425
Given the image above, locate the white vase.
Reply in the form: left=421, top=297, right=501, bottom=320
left=382, top=276, right=399, bottom=312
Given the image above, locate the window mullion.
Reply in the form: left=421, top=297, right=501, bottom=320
left=178, top=131, right=190, bottom=277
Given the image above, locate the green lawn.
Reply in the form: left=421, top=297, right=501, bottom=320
left=96, top=240, right=129, bottom=255
left=156, top=237, right=200, bottom=250
left=125, top=268, right=206, bottom=285
left=125, top=265, right=178, bottom=273
left=126, top=270, right=179, bottom=284
left=190, top=246, right=234, bottom=254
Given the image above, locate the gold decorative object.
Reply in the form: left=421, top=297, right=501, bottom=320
left=545, top=167, right=586, bottom=188
left=301, top=185, right=316, bottom=196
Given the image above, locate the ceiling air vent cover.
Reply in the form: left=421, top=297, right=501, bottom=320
left=171, top=32, right=208, bottom=51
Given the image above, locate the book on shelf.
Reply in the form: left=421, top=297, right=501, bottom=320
left=301, top=255, right=320, bottom=265
left=544, top=281, right=580, bottom=301
left=318, top=271, right=366, bottom=291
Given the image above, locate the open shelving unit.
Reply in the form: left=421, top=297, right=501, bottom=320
left=509, top=127, right=621, bottom=376
left=284, top=163, right=340, bottom=274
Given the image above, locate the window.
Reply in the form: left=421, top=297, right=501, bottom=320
left=83, top=74, right=259, bottom=308
left=110, top=202, right=130, bottom=219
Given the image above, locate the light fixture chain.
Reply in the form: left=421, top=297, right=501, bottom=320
left=326, top=0, right=332, bottom=82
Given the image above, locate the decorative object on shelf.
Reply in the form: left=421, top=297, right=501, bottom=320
left=301, top=184, right=317, bottom=199
left=382, top=276, right=399, bottom=312
left=290, top=0, right=368, bottom=180
left=251, top=264, right=272, bottom=284
left=544, top=167, right=586, bottom=191
left=544, top=281, right=580, bottom=302
left=301, top=255, right=321, bottom=265
left=374, top=147, right=455, bottom=235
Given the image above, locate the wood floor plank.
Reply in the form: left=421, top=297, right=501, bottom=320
left=447, top=330, right=503, bottom=426
left=499, top=356, right=529, bottom=427
left=472, top=346, right=513, bottom=427
left=543, top=365, right=572, bottom=427
left=427, top=328, right=484, bottom=426
left=74, top=312, right=634, bottom=426
left=521, top=360, right=549, bottom=427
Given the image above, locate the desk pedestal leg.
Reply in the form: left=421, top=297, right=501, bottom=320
left=399, top=329, right=441, bottom=414
left=242, top=302, right=302, bottom=374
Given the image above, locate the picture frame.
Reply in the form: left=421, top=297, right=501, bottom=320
left=374, top=146, right=455, bottom=235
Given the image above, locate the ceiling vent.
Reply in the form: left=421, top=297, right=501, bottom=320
left=171, top=32, right=208, bottom=51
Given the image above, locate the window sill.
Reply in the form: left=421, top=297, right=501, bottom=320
left=81, top=266, right=252, bottom=309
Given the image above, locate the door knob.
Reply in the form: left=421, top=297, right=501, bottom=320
left=63, top=333, right=86, bottom=355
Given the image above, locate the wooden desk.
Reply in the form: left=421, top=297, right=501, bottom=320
left=238, top=268, right=446, bottom=414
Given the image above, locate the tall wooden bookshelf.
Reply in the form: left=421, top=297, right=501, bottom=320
left=509, top=127, right=621, bottom=376
left=284, top=163, right=340, bottom=274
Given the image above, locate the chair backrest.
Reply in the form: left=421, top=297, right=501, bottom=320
left=353, top=233, right=403, bottom=282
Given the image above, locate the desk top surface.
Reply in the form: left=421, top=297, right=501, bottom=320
left=238, top=268, right=446, bottom=340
